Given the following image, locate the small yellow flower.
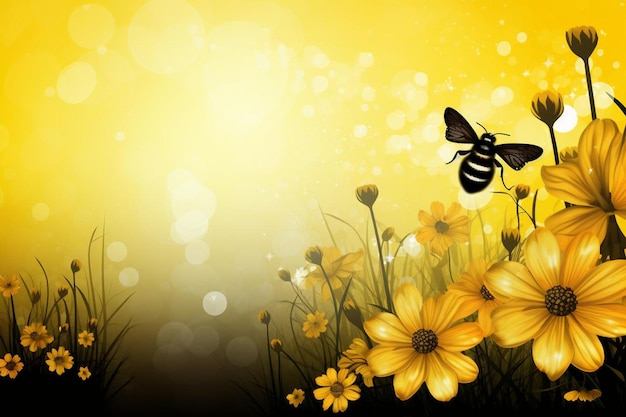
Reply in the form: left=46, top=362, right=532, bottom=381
left=415, top=201, right=469, bottom=257
left=566, top=26, right=598, bottom=60
left=20, top=322, right=54, bottom=352
left=45, top=346, right=74, bottom=375
left=78, top=330, right=95, bottom=348
left=531, top=90, right=564, bottom=127
left=286, top=388, right=305, bottom=408
left=337, top=337, right=374, bottom=387
left=258, top=309, right=271, bottom=325
left=0, top=353, right=24, bottom=379
left=564, top=388, right=602, bottom=402
left=270, top=338, right=283, bottom=353
left=313, top=368, right=361, bottom=413
left=355, top=184, right=379, bottom=208
left=0, top=274, right=21, bottom=298
left=302, top=310, right=328, bottom=339
left=78, top=366, right=92, bottom=381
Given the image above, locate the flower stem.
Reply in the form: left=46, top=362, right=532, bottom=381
left=265, top=326, right=278, bottom=410
left=548, top=125, right=559, bottom=166
left=369, top=206, right=392, bottom=312
left=319, top=265, right=340, bottom=362
left=584, top=58, right=597, bottom=120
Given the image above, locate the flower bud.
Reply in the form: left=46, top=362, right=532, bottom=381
left=71, top=259, right=82, bottom=273
left=258, top=309, right=271, bottom=325
left=88, top=318, right=98, bottom=331
left=304, top=246, right=323, bottom=266
left=270, top=338, right=283, bottom=353
left=559, top=146, right=578, bottom=163
left=514, top=184, right=530, bottom=201
left=501, top=228, right=520, bottom=254
left=277, top=268, right=291, bottom=282
left=57, top=286, right=69, bottom=299
left=30, top=288, right=41, bottom=304
left=343, top=300, right=364, bottom=332
left=59, top=323, right=69, bottom=333
left=381, top=227, right=395, bottom=242
left=355, top=184, right=379, bottom=208
left=531, top=90, right=564, bottom=127
left=566, top=26, right=598, bottom=60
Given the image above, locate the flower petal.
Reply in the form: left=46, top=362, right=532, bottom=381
left=437, top=322, right=483, bottom=352
left=524, top=228, right=561, bottom=290
left=484, top=261, right=544, bottom=302
left=568, top=315, right=604, bottom=372
left=532, top=317, right=573, bottom=381
left=545, top=206, right=608, bottom=250
left=436, top=350, right=479, bottom=383
left=576, top=259, right=626, bottom=303
left=561, top=231, right=600, bottom=290
left=490, top=301, right=548, bottom=347
left=393, top=283, right=423, bottom=332
left=541, top=162, right=595, bottom=206
left=364, top=312, right=412, bottom=345
left=575, top=304, right=626, bottom=337
left=424, top=351, right=459, bottom=401
left=392, top=354, right=426, bottom=401
left=367, top=345, right=416, bottom=377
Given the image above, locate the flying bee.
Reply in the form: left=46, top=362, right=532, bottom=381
left=444, top=107, right=543, bottom=193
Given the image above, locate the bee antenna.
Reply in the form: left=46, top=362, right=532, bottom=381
left=493, top=132, right=510, bottom=137
left=475, top=122, right=488, bottom=133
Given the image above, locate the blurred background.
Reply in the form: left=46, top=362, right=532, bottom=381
left=0, top=0, right=624, bottom=414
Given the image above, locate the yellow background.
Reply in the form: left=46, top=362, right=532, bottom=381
left=0, top=0, right=624, bottom=413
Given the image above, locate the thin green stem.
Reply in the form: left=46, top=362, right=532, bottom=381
left=584, top=58, right=597, bottom=120
left=318, top=264, right=340, bottom=362
left=369, top=206, right=392, bottom=312
left=265, top=325, right=277, bottom=410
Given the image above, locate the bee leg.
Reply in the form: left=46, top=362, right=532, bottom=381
left=494, top=159, right=512, bottom=190
left=446, top=149, right=471, bottom=164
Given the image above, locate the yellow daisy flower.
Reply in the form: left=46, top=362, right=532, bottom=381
left=541, top=118, right=626, bottom=252
left=78, top=330, right=95, bottom=348
left=20, top=322, right=54, bottom=352
left=337, top=337, right=374, bottom=387
left=446, top=257, right=502, bottom=336
left=363, top=283, right=483, bottom=401
left=303, top=247, right=363, bottom=302
left=484, top=227, right=626, bottom=381
left=45, top=346, right=74, bottom=375
left=0, top=353, right=24, bottom=379
left=415, top=201, right=469, bottom=257
left=564, top=388, right=602, bottom=402
left=286, top=388, right=305, bottom=408
left=302, top=310, right=328, bottom=339
left=313, top=368, right=361, bottom=413
left=0, top=274, right=21, bottom=298
left=78, top=366, right=92, bottom=381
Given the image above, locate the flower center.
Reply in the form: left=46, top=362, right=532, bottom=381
left=30, top=332, right=40, bottom=341
left=411, top=329, right=438, bottom=354
left=435, top=221, right=449, bottom=234
left=480, top=284, right=495, bottom=301
left=545, top=285, right=577, bottom=316
left=330, top=381, right=344, bottom=398
left=6, top=362, right=15, bottom=370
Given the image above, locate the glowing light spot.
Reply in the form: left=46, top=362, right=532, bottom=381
left=361, top=86, right=375, bottom=101
left=32, top=203, right=49, bottom=222
left=312, top=75, right=328, bottom=93
left=128, top=0, right=204, bottom=74
left=226, top=336, right=258, bottom=367
left=422, top=124, right=440, bottom=143
left=312, top=52, right=329, bottom=68
left=57, top=61, right=97, bottom=104
left=491, top=86, right=514, bottom=106
left=353, top=124, right=368, bottom=138
left=358, top=52, right=374, bottom=68
left=157, top=322, right=193, bottom=348
left=68, top=4, right=115, bottom=49
left=202, top=291, right=227, bottom=316
left=107, top=241, right=128, bottom=262
left=537, top=80, right=548, bottom=90
left=575, top=57, right=592, bottom=75
left=386, top=110, right=406, bottom=130
left=302, top=105, right=315, bottom=118
left=554, top=105, right=578, bottom=133
left=119, top=267, right=139, bottom=287
left=483, top=224, right=493, bottom=234
left=497, top=41, right=511, bottom=56
left=185, top=239, right=210, bottom=264
left=188, top=326, right=220, bottom=357
left=517, top=32, right=527, bottom=43
left=458, top=188, right=493, bottom=210
left=172, top=210, right=209, bottom=243
left=437, top=143, right=456, bottom=162
left=613, top=61, right=621, bottom=69
left=372, top=166, right=382, bottom=176
left=593, top=82, right=615, bottom=109
left=272, top=229, right=309, bottom=258
left=385, top=134, right=410, bottom=154
left=414, top=72, right=428, bottom=86
left=401, top=234, right=423, bottom=257
left=115, top=131, right=125, bottom=141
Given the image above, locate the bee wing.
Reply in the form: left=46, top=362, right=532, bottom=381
left=495, top=144, right=543, bottom=170
left=444, top=107, right=479, bottom=143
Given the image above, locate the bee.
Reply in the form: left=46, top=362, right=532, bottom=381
left=444, top=107, right=543, bottom=193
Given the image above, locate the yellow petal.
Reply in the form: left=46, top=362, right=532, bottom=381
left=343, top=386, right=361, bottom=401
left=437, top=322, right=483, bottom=352
left=532, top=318, right=573, bottom=381
left=576, top=259, right=626, bottom=303
left=322, top=394, right=334, bottom=411
left=393, top=283, right=423, bottom=332
left=544, top=206, right=608, bottom=250
left=484, top=261, right=544, bottom=302
left=392, top=354, right=426, bottom=401
left=541, top=163, right=596, bottom=206
left=431, top=201, right=445, bottom=220
left=568, top=315, right=604, bottom=372
left=313, top=387, right=330, bottom=400
left=424, top=352, right=459, bottom=401
left=364, top=312, right=411, bottom=345
left=491, top=301, right=548, bottom=347
left=436, top=350, right=479, bottom=383
left=367, top=344, right=416, bottom=377
left=575, top=304, right=626, bottom=337
left=561, top=231, right=600, bottom=290
left=415, top=226, right=437, bottom=243
left=525, top=228, right=561, bottom=290
left=418, top=210, right=436, bottom=227
left=333, top=396, right=347, bottom=413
